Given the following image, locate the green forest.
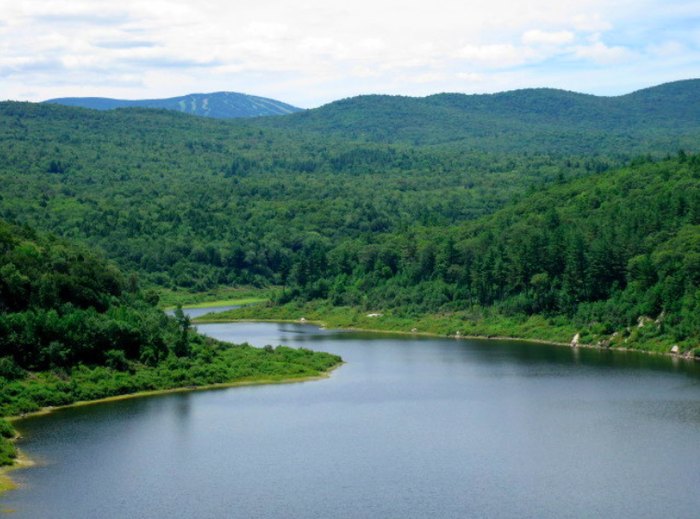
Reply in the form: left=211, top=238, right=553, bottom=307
left=1, top=81, right=699, bottom=469
left=246, top=155, right=698, bottom=353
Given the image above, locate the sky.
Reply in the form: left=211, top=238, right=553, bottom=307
left=1, top=0, right=699, bottom=107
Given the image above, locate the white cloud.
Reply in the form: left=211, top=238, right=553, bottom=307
left=456, top=72, right=485, bottom=82
left=574, top=42, right=634, bottom=64
left=410, top=72, right=449, bottom=84
left=647, top=41, right=686, bottom=57
left=522, top=30, right=575, bottom=46
left=0, top=0, right=697, bottom=105
left=455, top=44, right=534, bottom=68
left=571, top=13, right=613, bottom=32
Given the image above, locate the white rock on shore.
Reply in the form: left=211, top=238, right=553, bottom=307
left=570, top=333, right=580, bottom=348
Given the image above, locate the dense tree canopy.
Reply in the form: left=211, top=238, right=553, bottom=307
left=280, top=155, right=700, bottom=349
left=0, top=101, right=618, bottom=290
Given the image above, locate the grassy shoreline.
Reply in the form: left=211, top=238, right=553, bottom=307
left=161, top=297, right=268, bottom=311
left=157, top=287, right=273, bottom=310
left=0, top=364, right=342, bottom=496
left=5, top=365, right=342, bottom=423
left=195, top=302, right=700, bottom=361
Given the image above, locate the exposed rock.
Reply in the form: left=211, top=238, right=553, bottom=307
left=570, top=333, right=580, bottom=348
left=299, top=317, right=306, bottom=322
left=637, top=316, right=652, bottom=328
left=366, top=313, right=383, bottom=318
left=411, top=328, right=418, bottom=333
left=671, top=345, right=680, bottom=354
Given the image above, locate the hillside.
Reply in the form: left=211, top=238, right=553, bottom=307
left=0, top=101, right=604, bottom=290
left=268, top=155, right=700, bottom=354
left=260, top=79, right=700, bottom=153
left=44, top=92, right=302, bottom=119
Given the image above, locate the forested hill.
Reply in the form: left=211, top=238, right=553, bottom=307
left=0, top=101, right=613, bottom=290
left=44, top=92, right=302, bottom=118
left=260, top=79, right=700, bottom=152
left=279, top=155, right=700, bottom=353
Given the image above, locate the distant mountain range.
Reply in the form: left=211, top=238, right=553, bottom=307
left=259, top=79, right=700, bottom=151
left=44, top=92, right=302, bottom=119
left=35, top=79, right=700, bottom=153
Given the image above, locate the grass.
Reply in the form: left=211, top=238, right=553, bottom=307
left=196, top=301, right=577, bottom=344
left=196, top=300, right=698, bottom=356
left=0, top=471, right=18, bottom=494
left=163, top=297, right=268, bottom=310
left=157, top=286, right=275, bottom=310
left=5, top=368, right=341, bottom=424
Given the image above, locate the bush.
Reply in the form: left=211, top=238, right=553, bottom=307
left=0, top=357, right=24, bottom=380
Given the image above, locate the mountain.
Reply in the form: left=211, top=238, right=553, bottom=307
left=1, top=78, right=698, bottom=294
left=259, top=79, right=700, bottom=153
left=1, top=101, right=592, bottom=290
left=44, top=92, right=302, bottom=119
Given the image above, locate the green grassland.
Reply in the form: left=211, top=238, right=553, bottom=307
left=158, top=286, right=273, bottom=309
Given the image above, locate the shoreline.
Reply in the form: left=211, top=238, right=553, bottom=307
left=194, top=317, right=699, bottom=362
left=5, top=368, right=339, bottom=423
left=161, top=297, right=267, bottom=311
left=0, top=364, right=342, bottom=496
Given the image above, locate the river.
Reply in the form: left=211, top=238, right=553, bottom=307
left=3, top=320, right=700, bottom=518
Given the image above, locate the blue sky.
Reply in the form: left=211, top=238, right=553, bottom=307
left=1, top=0, right=698, bottom=107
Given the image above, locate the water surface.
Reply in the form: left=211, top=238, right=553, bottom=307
left=4, top=322, right=700, bottom=518
left=164, top=304, right=240, bottom=319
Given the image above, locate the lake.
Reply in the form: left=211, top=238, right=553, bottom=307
left=3, top=321, right=700, bottom=518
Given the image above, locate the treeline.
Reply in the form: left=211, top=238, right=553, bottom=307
left=280, top=155, right=700, bottom=350
left=0, top=219, right=182, bottom=371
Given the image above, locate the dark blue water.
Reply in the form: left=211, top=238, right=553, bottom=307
left=4, top=322, right=700, bottom=518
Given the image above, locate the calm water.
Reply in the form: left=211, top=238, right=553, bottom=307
left=164, top=305, right=240, bottom=319
left=3, top=321, right=700, bottom=518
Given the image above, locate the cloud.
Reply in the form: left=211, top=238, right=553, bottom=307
left=574, top=42, right=634, bottom=64
left=522, top=30, right=575, bottom=46
left=410, top=72, right=449, bottom=84
left=95, top=40, right=157, bottom=50
left=456, top=72, right=485, bottom=82
left=32, top=13, right=133, bottom=26
left=646, top=41, right=686, bottom=57
left=455, top=44, right=534, bottom=68
left=0, top=0, right=697, bottom=105
left=571, top=13, right=613, bottom=33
